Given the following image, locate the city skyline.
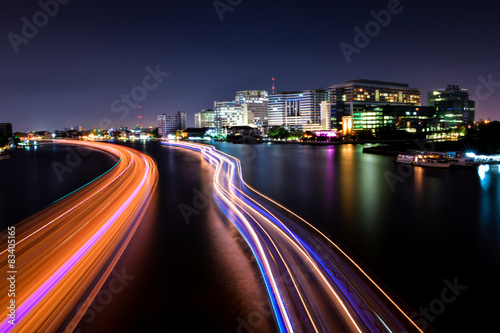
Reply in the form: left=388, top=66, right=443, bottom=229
left=2, top=78, right=489, bottom=133
left=2, top=0, right=499, bottom=130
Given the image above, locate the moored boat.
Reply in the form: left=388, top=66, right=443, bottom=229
left=449, top=156, right=479, bottom=168
left=396, top=150, right=493, bottom=169
left=416, top=157, right=451, bottom=168
left=410, top=151, right=451, bottom=168
left=396, top=154, right=414, bottom=164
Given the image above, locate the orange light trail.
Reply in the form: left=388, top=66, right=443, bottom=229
left=0, top=140, right=158, bottom=332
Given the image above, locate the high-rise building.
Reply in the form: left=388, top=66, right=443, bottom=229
left=211, top=90, right=268, bottom=135
left=194, top=109, right=215, bottom=128
left=268, top=89, right=328, bottom=131
left=329, top=79, right=422, bottom=131
left=428, top=85, right=475, bottom=129
left=158, top=112, right=187, bottom=137
left=213, top=91, right=269, bottom=134
left=235, top=90, right=269, bottom=127
left=214, top=101, right=254, bottom=132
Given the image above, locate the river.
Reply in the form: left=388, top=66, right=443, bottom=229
left=1, top=141, right=498, bottom=332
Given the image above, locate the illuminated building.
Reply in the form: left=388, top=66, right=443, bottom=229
left=428, top=85, right=475, bottom=129
left=268, top=89, right=328, bottom=131
left=235, top=90, right=269, bottom=127
left=214, top=101, right=251, bottom=128
left=157, top=111, right=187, bottom=137
left=213, top=91, right=267, bottom=134
left=342, top=116, right=353, bottom=136
left=329, top=79, right=422, bottom=131
left=194, top=109, right=215, bottom=128
left=380, top=105, right=436, bottom=132
left=320, top=101, right=331, bottom=130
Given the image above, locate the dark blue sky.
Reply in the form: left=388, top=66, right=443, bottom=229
left=1, top=0, right=499, bottom=131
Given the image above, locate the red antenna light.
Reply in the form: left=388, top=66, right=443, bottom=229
left=272, top=77, right=275, bottom=95
left=137, top=106, right=143, bottom=129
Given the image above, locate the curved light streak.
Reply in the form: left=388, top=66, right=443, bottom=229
left=0, top=141, right=158, bottom=332
left=163, top=141, right=426, bottom=333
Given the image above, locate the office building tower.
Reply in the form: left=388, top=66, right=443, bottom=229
left=268, top=89, right=328, bottom=131
left=428, top=85, right=475, bottom=129
left=235, top=90, right=269, bottom=127
left=329, top=79, right=422, bottom=132
left=214, top=101, right=254, bottom=132
left=195, top=109, right=216, bottom=128
left=158, top=111, right=187, bottom=137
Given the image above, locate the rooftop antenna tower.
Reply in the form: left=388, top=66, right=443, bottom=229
left=138, top=106, right=142, bottom=129
left=272, top=77, right=275, bottom=95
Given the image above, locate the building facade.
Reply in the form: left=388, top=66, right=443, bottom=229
left=235, top=90, right=269, bottom=127
left=194, top=109, right=215, bottom=128
left=214, top=101, right=252, bottom=130
left=427, top=85, right=475, bottom=129
left=329, top=79, right=422, bottom=131
left=372, top=105, right=436, bottom=132
left=213, top=91, right=268, bottom=134
left=211, top=90, right=269, bottom=135
left=268, top=89, right=328, bottom=131
left=158, top=112, right=187, bottom=137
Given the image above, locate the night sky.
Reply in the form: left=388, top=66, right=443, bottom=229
left=1, top=0, right=499, bottom=131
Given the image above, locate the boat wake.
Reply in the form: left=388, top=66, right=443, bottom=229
left=164, top=141, right=428, bottom=333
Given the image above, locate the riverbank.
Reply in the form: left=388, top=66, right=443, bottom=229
left=231, top=138, right=419, bottom=146
left=273, top=139, right=414, bottom=145
left=363, top=137, right=486, bottom=156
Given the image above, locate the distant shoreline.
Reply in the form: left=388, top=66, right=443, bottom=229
left=267, top=138, right=417, bottom=146
left=362, top=139, right=485, bottom=156
left=251, top=138, right=487, bottom=156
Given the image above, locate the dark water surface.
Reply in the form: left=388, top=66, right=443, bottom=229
left=0, top=142, right=118, bottom=225
left=213, top=142, right=500, bottom=333
left=1, top=141, right=498, bottom=332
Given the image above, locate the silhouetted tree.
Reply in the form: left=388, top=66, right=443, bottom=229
left=478, top=121, right=500, bottom=153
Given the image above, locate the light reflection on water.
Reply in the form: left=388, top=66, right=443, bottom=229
left=478, top=164, right=489, bottom=181
left=477, top=163, right=500, bottom=239
left=213, top=142, right=500, bottom=332
left=5, top=142, right=499, bottom=332
left=199, top=154, right=276, bottom=333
